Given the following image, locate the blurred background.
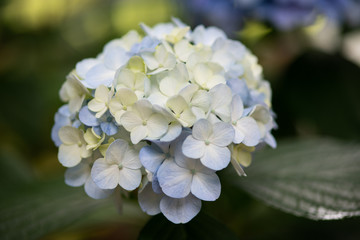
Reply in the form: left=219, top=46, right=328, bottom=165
left=1, top=0, right=360, bottom=239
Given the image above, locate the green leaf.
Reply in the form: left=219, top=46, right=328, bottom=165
left=0, top=178, right=114, bottom=240
left=138, top=212, right=239, bottom=240
left=231, top=138, right=360, bottom=220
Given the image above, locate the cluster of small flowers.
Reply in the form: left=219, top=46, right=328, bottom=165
left=51, top=18, right=276, bottom=224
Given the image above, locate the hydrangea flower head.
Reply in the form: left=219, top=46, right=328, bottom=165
left=52, top=18, right=276, bottom=224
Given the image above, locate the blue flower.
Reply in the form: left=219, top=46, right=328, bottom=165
left=79, top=106, right=118, bottom=136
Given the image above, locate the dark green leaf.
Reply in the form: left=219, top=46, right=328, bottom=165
left=138, top=212, right=238, bottom=240
left=231, top=138, right=360, bottom=220
left=0, top=178, right=113, bottom=240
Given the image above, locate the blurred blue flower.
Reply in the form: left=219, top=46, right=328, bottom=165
left=180, top=0, right=360, bottom=32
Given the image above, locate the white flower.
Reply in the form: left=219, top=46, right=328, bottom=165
left=157, top=148, right=221, bottom=201
left=141, top=44, right=177, bottom=75
left=59, top=73, right=89, bottom=113
left=249, top=104, right=277, bottom=148
left=207, top=84, right=232, bottom=123
left=109, top=88, right=138, bottom=124
left=140, top=22, right=175, bottom=40
left=88, top=85, right=114, bottom=118
left=165, top=26, right=190, bottom=44
left=179, top=84, right=210, bottom=120
left=138, top=183, right=201, bottom=224
left=192, top=62, right=225, bottom=90
left=65, top=157, right=114, bottom=199
left=230, top=95, right=261, bottom=146
left=120, top=99, right=168, bottom=144
left=191, top=25, right=227, bottom=46
left=114, top=68, right=150, bottom=99
left=166, top=95, right=196, bottom=127
left=182, top=119, right=234, bottom=170
left=91, top=139, right=142, bottom=190
left=58, top=126, right=91, bottom=167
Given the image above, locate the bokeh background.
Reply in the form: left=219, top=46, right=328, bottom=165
left=1, top=0, right=360, bottom=239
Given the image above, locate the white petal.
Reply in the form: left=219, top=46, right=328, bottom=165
left=157, top=159, right=192, bottom=198
left=58, top=126, right=81, bottom=145
left=130, top=125, right=148, bottom=144
left=118, top=168, right=142, bottom=191
left=133, top=99, right=154, bottom=120
left=236, top=117, right=261, bottom=146
left=106, top=139, right=128, bottom=165
left=141, top=52, right=159, bottom=70
left=160, top=122, right=182, bottom=142
left=160, top=194, right=201, bottom=224
left=159, top=76, right=188, bottom=97
left=76, top=58, right=99, bottom=78
left=233, top=127, right=245, bottom=144
left=122, top=147, right=142, bottom=169
left=85, top=64, right=114, bottom=89
left=138, top=183, right=163, bottom=215
left=192, top=119, right=213, bottom=140
left=166, top=95, right=188, bottom=115
left=117, top=88, right=138, bottom=106
left=58, top=144, right=82, bottom=167
left=182, top=135, right=205, bottom=159
left=64, top=161, right=90, bottom=187
left=191, top=172, right=221, bottom=201
left=231, top=95, right=244, bottom=122
left=103, top=46, right=129, bottom=70
left=84, top=177, right=114, bottom=199
left=210, top=122, right=234, bottom=147
left=201, top=145, right=230, bottom=171
left=91, top=158, right=120, bottom=189
left=265, top=132, right=277, bottom=148
left=146, top=113, right=169, bottom=139
left=121, top=111, right=143, bottom=131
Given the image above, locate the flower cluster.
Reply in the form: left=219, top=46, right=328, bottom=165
left=52, top=18, right=276, bottom=224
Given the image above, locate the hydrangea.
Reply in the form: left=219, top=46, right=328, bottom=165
left=52, top=18, right=276, bottom=224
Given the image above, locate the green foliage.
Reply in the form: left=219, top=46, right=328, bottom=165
left=231, top=138, right=360, bottom=220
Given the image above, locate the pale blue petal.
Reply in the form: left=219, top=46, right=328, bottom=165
left=182, top=136, right=205, bottom=159
left=93, top=126, right=102, bottom=136
left=64, top=161, right=90, bottom=187
left=160, top=122, right=182, bottom=142
left=84, top=177, right=114, bottom=199
left=201, top=145, right=230, bottom=171
left=100, top=121, right=118, bottom=136
left=157, top=159, right=192, bottom=198
left=152, top=174, right=163, bottom=194
left=140, top=145, right=166, bottom=173
left=91, top=159, right=120, bottom=189
left=138, top=183, right=163, bottom=215
left=79, top=106, right=99, bottom=127
left=210, top=122, right=234, bottom=147
left=191, top=172, right=221, bottom=201
left=227, top=78, right=250, bottom=105
left=160, top=194, right=201, bottom=224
